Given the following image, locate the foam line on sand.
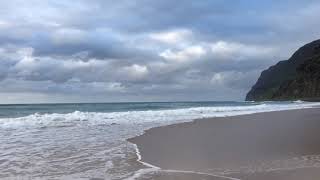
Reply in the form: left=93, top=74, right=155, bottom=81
left=126, top=143, right=241, bottom=180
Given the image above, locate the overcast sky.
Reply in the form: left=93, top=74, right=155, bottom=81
left=0, top=0, right=319, bottom=103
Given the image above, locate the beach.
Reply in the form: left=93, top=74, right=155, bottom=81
left=1, top=102, right=319, bottom=179
left=129, top=108, right=320, bottom=180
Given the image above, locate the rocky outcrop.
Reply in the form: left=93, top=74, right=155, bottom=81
left=272, top=55, right=320, bottom=100
left=246, top=39, right=320, bottom=101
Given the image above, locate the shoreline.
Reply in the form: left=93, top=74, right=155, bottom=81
left=128, top=108, right=320, bottom=180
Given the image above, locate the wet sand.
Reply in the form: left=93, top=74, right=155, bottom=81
left=128, top=108, right=320, bottom=180
left=233, top=167, right=320, bottom=180
left=136, top=171, right=235, bottom=180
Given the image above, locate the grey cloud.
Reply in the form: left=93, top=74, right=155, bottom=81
left=0, top=0, right=319, bottom=102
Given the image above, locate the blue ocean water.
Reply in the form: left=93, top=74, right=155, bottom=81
left=0, top=101, right=319, bottom=179
left=0, top=101, right=300, bottom=118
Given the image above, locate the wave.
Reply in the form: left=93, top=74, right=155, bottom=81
left=0, top=101, right=319, bottom=130
left=0, top=101, right=320, bottom=179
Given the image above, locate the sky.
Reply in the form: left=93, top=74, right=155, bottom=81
left=0, top=0, right=320, bottom=103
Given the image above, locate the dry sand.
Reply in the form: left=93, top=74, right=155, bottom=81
left=129, top=108, right=320, bottom=180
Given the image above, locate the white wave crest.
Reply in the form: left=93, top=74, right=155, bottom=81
left=0, top=102, right=319, bottom=129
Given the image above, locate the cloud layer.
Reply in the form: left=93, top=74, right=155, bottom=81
left=0, top=0, right=320, bottom=103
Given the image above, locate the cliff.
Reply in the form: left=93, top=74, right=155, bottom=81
left=246, top=39, right=320, bottom=101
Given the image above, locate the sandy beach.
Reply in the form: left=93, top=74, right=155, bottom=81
left=129, top=108, right=320, bottom=180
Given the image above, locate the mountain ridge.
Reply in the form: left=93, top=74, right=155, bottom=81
left=246, top=39, right=320, bottom=101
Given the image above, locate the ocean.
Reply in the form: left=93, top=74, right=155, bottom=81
left=0, top=101, right=319, bottom=179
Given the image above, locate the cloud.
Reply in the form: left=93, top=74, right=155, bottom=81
left=0, top=0, right=318, bottom=103
left=51, top=28, right=88, bottom=45
left=210, top=41, right=275, bottom=60
left=210, top=71, right=259, bottom=89
left=149, top=29, right=192, bottom=44
left=118, top=64, right=149, bottom=82
left=160, top=45, right=206, bottom=62
left=0, top=20, right=12, bottom=29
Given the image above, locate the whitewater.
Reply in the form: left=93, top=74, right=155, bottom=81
left=0, top=101, right=319, bottom=179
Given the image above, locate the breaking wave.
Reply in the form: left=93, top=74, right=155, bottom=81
left=1, top=101, right=319, bottom=130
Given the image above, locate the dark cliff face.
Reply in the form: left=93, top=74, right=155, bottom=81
left=246, top=39, right=320, bottom=101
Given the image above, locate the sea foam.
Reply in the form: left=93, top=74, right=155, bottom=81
left=0, top=101, right=320, bottom=179
left=0, top=101, right=319, bottom=130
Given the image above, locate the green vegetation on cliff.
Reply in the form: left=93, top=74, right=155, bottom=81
left=246, top=39, right=320, bottom=101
